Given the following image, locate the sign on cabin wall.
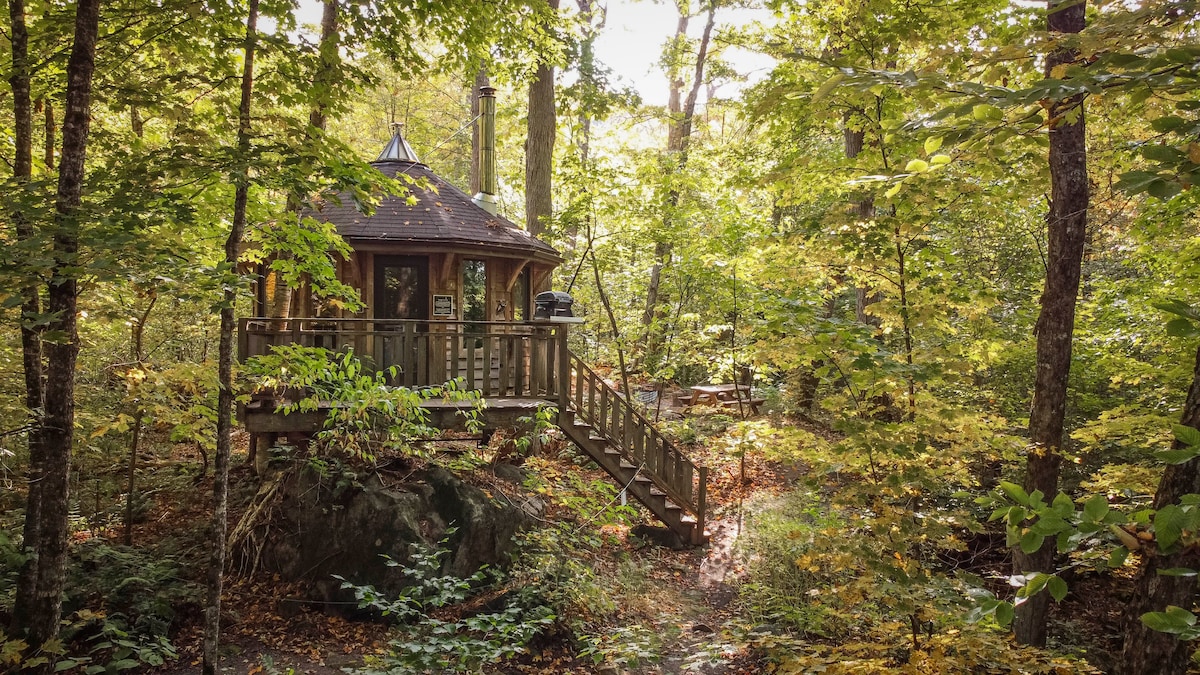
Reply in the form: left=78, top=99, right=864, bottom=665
left=433, top=294, right=455, bottom=317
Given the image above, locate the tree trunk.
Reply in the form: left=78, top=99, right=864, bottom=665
left=525, top=0, right=559, bottom=237
left=1012, top=0, right=1088, bottom=647
left=1119, top=345, right=1200, bottom=675
left=16, top=0, right=101, bottom=660
left=203, top=2, right=257, bottom=672
left=124, top=294, right=156, bottom=545
left=44, top=100, right=55, bottom=169
left=307, top=0, right=338, bottom=133
left=641, top=2, right=715, bottom=363
left=8, top=0, right=46, bottom=640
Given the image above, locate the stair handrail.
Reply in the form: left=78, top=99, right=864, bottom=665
left=562, top=349, right=707, bottom=523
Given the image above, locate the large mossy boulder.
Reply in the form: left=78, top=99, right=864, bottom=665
left=258, top=464, right=528, bottom=606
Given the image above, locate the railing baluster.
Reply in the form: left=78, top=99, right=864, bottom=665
left=416, top=333, right=428, bottom=385
left=482, top=336, right=493, bottom=396
left=573, top=356, right=584, bottom=414
left=449, top=330, right=461, bottom=383
left=546, top=332, right=557, bottom=399
left=599, top=386, right=609, bottom=438
left=466, top=337, right=477, bottom=390
left=498, top=334, right=511, bottom=396
left=623, top=407, right=633, bottom=460
left=515, top=336, right=527, bottom=396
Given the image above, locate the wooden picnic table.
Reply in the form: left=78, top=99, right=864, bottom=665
left=689, top=383, right=750, bottom=405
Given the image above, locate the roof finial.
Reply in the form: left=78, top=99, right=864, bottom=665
left=377, top=122, right=420, bottom=163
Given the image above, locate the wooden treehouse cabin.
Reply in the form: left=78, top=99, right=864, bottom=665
left=239, top=88, right=708, bottom=545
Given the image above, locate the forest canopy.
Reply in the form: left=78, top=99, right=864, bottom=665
left=2, top=0, right=1200, bottom=673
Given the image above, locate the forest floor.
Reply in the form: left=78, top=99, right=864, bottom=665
left=148, top=409, right=799, bottom=675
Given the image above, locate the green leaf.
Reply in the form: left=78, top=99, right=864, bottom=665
left=1155, top=299, right=1200, bottom=322
left=924, top=136, right=943, bottom=154
left=1148, top=179, right=1183, bottom=201
left=1048, top=575, right=1068, bottom=602
left=812, top=73, right=845, bottom=103
left=1142, top=606, right=1198, bottom=635
left=1000, top=481, right=1030, bottom=507
left=905, top=159, right=929, bottom=173
left=1084, top=495, right=1110, bottom=522
left=1173, top=425, right=1200, bottom=447
left=1020, top=529, right=1045, bottom=554
left=1158, top=568, right=1198, bottom=577
left=1156, top=504, right=1186, bottom=550
left=1156, top=447, right=1200, bottom=465
left=1109, top=546, right=1130, bottom=567
left=994, top=601, right=1014, bottom=627
left=972, top=103, right=1003, bottom=121
left=1166, top=318, right=1200, bottom=338
left=1052, top=491, right=1075, bottom=516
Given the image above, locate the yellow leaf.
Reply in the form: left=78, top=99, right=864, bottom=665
left=1188, top=142, right=1200, bottom=164
left=905, top=159, right=929, bottom=173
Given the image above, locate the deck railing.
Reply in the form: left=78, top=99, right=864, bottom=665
left=238, top=317, right=566, bottom=399
left=560, top=351, right=707, bottom=524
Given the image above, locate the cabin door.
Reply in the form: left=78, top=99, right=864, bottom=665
left=374, top=256, right=429, bottom=383
left=375, top=256, right=429, bottom=321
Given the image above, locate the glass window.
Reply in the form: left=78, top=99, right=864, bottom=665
left=512, top=266, right=530, bottom=321
left=462, top=259, right=487, bottom=332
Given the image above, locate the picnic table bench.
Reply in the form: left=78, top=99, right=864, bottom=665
left=678, top=384, right=765, bottom=415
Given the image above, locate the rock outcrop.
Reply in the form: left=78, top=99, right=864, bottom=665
left=256, top=464, right=528, bottom=608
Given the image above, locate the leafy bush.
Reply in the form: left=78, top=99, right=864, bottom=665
left=64, top=540, right=199, bottom=639
left=342, top=536, right=555, bottom=674
left=244, top=346, right=485, bottom=462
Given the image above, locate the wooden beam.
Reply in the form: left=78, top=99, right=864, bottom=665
left=532, top=265, right=552, bottom=292
left=440, top=253, right=458, bottom=286
left=504, top=260, right=529, bottom=292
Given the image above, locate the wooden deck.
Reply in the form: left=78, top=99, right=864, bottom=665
left=239, top=317, right=708, bottom=544
left=242, top=396, right=553, bottom=434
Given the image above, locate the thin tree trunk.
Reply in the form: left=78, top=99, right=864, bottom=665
left=1012, top=0, right=1088, bottom=647
left=591, top=250, right=631, bottom=398
left=525, top=0, right=559, bottom=237
left=124, top=294, right=156, bottom=545
left=307, top=0, right=337, bottom=133
left=203, top=1, right=258, bottom=671
left=566, top=0, right=602, bottom=247
left=44, top=100, right=55, bottom=169
left=8, top=0, right=45, bottom=639
left=641, top=1, right=715, bottom=362
left=21, top=0, right=101, bottom=661
left=1119, top=343, right=1200, bottom=675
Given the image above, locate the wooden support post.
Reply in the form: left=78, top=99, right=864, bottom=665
left=237, top=318, right=249, bottom=362
left=557, top=326, right=570, bottom=410
left=694, top=466, right=708, bottom=545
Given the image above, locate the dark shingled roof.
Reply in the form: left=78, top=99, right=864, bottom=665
left=310, top=155, right=561, bottom=264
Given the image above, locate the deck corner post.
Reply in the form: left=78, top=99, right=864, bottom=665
left=695, top=465, right=708, bottom=545
left=556, top=325, right=570, bottom=409
left=290, top=316, right=302, bottom=347
left=237, top=318, right=248, bottom=363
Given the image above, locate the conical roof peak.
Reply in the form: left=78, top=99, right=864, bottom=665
left=376, top=123, right=420, bottom=163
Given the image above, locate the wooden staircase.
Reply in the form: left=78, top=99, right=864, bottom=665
left=558, top=351, right=709, bottom=545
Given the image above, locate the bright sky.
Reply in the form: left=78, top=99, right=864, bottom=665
left=292, top=0, right=777, bottom=108
left=592, top=0, right=777, bottom=107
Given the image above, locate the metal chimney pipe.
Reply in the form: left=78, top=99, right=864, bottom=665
left=472, top=86, right=499, bottom=215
